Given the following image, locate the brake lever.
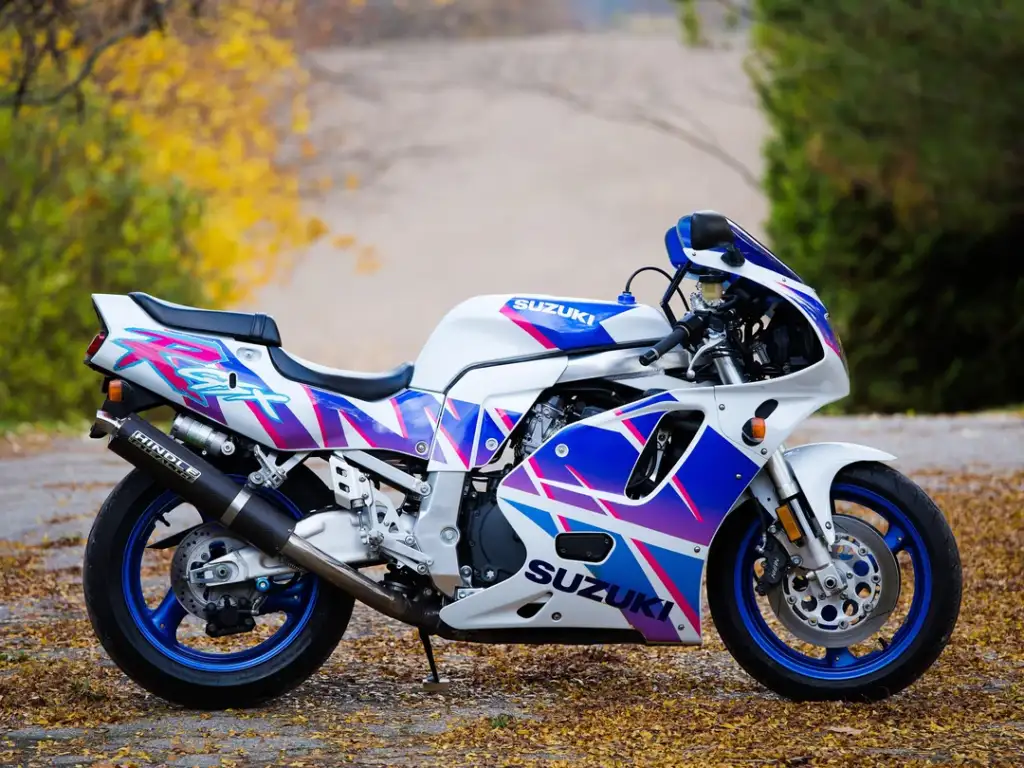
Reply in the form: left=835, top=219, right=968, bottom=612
left=685, top=335, right=729, bottom=380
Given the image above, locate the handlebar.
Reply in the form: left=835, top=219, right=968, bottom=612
left=639, top=325, right=691, bottom=366
left=639, top=313, right=707, bottom=366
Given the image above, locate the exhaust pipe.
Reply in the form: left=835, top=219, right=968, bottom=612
left=93, top=412, right=440, bottom=630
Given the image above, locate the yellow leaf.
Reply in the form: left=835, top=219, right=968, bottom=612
left=306, top=217, right=329, bottom=241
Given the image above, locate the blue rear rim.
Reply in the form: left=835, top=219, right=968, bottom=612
left=123, top=478, right=319, bottom=673
left=734, top=482, right=932, bottom=680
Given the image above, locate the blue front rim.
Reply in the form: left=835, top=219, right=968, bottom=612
left=734, top=483, right=932, bottom=680
left=123, top=478, right=319, bottom=673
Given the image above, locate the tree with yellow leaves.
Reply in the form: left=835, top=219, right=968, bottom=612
left=0, top=0, right=329, bottom=419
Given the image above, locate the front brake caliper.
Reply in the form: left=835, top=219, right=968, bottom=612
left=754, top=532, right=787, bottom=595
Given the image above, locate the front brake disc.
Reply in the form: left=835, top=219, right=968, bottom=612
left=767, top=515, right=901, bottom=647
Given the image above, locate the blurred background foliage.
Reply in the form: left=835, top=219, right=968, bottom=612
left=2, top=0, right=1021, bottom=421
left=0, top=0, right=330, bottom=421
left=678, top=0, right=1024, bottom=412
left=0, top=99, right=204, bottom=421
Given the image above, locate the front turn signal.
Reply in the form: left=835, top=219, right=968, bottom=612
left=742, top=417, right=767, bottom=445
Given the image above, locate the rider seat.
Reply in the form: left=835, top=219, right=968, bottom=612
left=131, top=292, right=414, bottom=401
left=268, top=348, right=414, bottom=401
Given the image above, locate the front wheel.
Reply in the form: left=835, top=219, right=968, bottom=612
left=708, top=461, right=961, bottom=701
left=84, top=462, right=354, bottom=709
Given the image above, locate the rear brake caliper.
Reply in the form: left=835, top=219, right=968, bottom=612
left=203, top=595, right=256, bottom=638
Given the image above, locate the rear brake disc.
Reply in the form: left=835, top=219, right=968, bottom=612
left=170, top=523, right=255, bottom=619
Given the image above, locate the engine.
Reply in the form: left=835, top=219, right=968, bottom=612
left=460, top=393, right=606, bottom=587
left=515, top=395, right=604, bottom=463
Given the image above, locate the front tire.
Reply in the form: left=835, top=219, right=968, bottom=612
left=84, top=463, right=354, bottom=709
left=708, top=461, right=961, bottom=701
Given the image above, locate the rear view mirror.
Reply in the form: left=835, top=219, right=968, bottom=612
left=689, top=211, right=735, bottom=251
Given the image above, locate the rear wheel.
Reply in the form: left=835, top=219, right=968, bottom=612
left=84, top=462, right=353, bottom=709
left=708, top=461, right=961, bottom=701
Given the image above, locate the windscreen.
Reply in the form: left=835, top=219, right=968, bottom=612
left=666, top=214, right=803, bottom=283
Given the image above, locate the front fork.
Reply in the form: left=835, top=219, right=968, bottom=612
left=714, top=352, right=849, bottom=597
left=763, top=452, right=846, bottom=594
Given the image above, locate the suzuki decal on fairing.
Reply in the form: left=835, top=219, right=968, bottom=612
left=499, top=296, right=639, bottom=350
left=510, top=299, right=598, bottom=326
left=524, top=559, right=675, bottom=622
left=80, top=209, right=960, bottom=711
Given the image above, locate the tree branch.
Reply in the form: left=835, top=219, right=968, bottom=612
left=520, top=79, right=761, bottom=192
left=0, top=0, right=184, bottom=109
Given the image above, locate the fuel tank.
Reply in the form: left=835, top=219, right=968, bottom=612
left=411, top=294, right=671, bottom=391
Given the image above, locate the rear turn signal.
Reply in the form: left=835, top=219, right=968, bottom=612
left=85, top=332, right=107, bottom=359
left=107, top=379, right=125, bottom=402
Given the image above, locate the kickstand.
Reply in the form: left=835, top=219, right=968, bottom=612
left=419, top=628, right=449, bottom=691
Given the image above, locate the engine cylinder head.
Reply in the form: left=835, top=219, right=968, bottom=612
left=517, top=395, right=567, bottom=460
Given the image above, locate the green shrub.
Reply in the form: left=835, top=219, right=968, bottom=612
left=0, top=103, right=205, bottom=422
left=764, top=134, right=1024, bottom=413
left=750, top=0, right=1024, bottom=412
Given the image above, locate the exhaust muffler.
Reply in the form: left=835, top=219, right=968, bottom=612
left=93, top=411, right=440, bottom=630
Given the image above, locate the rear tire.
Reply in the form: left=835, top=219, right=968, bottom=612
left=708, top=461, right=961, bottom=701
left=84, top=462, right=354, bottom=709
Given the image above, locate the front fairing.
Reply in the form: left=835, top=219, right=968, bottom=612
left=665, top=213, right=846, bottom=366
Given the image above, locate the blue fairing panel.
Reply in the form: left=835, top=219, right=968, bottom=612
left=668, top=214, right=802, bottom=283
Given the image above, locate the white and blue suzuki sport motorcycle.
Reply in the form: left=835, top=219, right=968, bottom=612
left=82, top=211, right=961, bottom=708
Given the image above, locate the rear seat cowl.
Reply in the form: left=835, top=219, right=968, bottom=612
left=129, top=292, right=282, bottom=347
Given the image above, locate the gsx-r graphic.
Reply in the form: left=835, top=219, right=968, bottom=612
left=81, top=211, right=961, bottom=707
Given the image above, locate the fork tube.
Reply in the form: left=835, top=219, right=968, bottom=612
left=713, top=343, right=833, bottom=569
left=711, top=337, right=745, bottom=386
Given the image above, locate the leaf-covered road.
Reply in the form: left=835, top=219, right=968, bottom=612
left=1, top=414, right=1021, bottom=766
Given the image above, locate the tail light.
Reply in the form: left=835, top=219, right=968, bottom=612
left=85, top=331, right=107, bottom=359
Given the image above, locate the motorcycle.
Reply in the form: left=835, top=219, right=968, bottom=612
left=81, top=211, right=961, bottom=708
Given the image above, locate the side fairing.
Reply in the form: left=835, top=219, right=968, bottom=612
left=490, top=392, right=756, bottom=643
left=442, top=387, right=759, bottom=642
